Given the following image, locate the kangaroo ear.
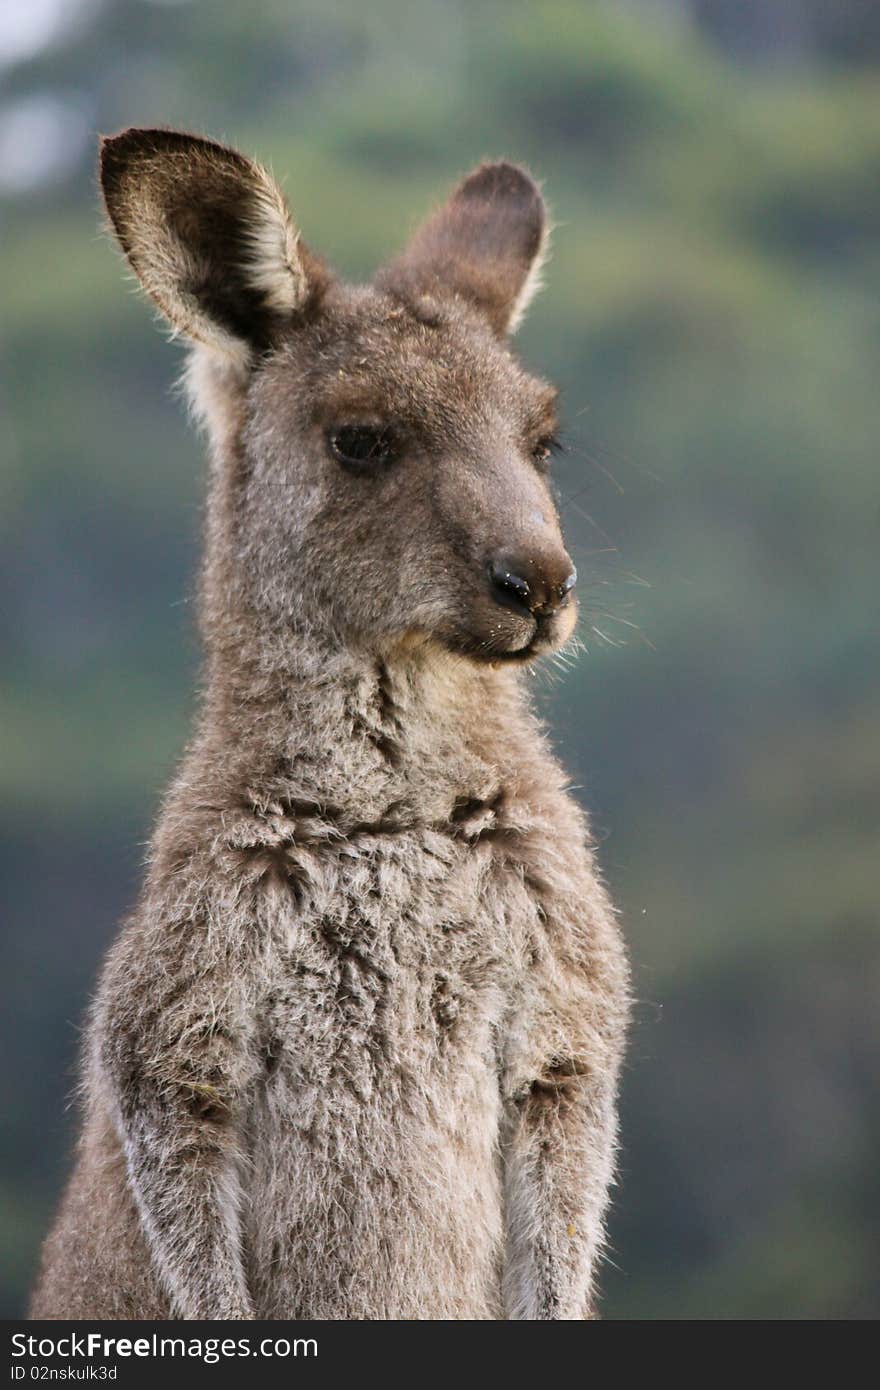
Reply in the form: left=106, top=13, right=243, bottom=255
left=100, top=128, right=326, bottom=359
left=378, top=161, right=548, bottom=337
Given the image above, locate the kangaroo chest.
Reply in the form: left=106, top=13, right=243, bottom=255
left=258, top=823, right=534, bottom=1110
left=241, top=818, right=541, bottom=1316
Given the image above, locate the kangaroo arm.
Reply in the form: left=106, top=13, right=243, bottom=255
left=113, top=1073, right=253, bottom=1320
left=94, top=917, right=260, bottom=1320
left=502, top=883, right=629, bottom=1319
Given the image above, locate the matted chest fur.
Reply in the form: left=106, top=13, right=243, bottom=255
left=244, top=814, right=537, bottom=1319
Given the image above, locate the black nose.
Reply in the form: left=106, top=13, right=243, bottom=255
left=489, top=556, right=577, bottom=618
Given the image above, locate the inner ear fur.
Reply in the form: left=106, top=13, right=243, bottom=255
left=377, top=161, right=548, bottom=337
left=100, top=128, right=327, bottom=357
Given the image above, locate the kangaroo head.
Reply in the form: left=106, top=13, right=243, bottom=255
left=101, top=129, right=577, bottom=664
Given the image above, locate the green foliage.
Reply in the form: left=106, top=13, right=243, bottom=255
left=2, top=0, right=878, bottom=1319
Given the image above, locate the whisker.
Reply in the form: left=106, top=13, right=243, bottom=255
left=562, top=495, right=614, bottom=542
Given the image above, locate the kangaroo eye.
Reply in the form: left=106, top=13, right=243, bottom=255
left=531, top=435, right=559, bottom=473
left=328, top=425, right=398, bottom=472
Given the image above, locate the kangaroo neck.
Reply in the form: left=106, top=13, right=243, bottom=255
left=197, top=624, right=531, bottom=821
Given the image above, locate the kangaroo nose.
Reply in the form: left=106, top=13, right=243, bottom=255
left=488, top=555, right=577, bottom=618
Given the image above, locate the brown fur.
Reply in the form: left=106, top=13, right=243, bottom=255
left=30, top=130, right=629, bottom=1320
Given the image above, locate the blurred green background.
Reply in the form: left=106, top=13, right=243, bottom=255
left=2, top=0, right=879, bottom=1319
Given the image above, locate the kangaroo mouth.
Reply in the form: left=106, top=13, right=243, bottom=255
left=443, top=603, right=576, bottom=665
left=495, top=621, right=564, bottom=663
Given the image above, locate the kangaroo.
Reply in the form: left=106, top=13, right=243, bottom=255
left=31, top=129, right=629, bottom=1321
